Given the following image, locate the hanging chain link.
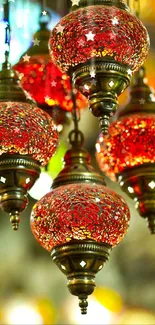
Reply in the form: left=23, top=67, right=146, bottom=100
left=4, top=0, right=10, bottom=63
left=68, top=86, right=84, bottom=147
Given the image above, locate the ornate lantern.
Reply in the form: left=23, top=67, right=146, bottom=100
left=0, top=59, right=58, bottom=230
left=30, top=105, right=130, bottom=314
left=49, top=0, right=150, bottom=133
left=14, top=16, right=88, bottom=131
left=96, top=66, right=155, bottom=233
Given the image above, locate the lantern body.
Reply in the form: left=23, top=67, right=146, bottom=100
left=0, top=101, right=58, bottom=166
left=49, top=5, right=149, bottom=73
left=30, top=182, right=130, bottom=252
left=96, top=114, right=155, bottom=180
left=14, top=55, right=88, bottom=111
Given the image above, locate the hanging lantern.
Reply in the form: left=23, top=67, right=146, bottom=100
left=49, top=0, right=150, bottom=134
left=96, top=66, right=155, bottom=233
left=30, top=127, right=130, bottom=314
left=14, top=16, right=88, bottom=131
left=0, top=60, right=58, bottom=230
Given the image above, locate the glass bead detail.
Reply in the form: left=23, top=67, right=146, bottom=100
left=0, top=101, right=58, bottom=166
left=49, top=5, right=149, bottom=73
left=14, top=55, right=88, bottom=111
left=30, top=183, right=130, bottom=252
left=96, top=114, right=155, bottom=180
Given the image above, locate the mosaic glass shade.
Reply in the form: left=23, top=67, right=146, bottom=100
left=0, top=101, right=58, bottom=166
left=49, top=5, right=149, bottom=73
left=30, top=182, right=130, bottom=252
left=14, top=55, right=88, bottom=111
left=96, top=114, right=155, bottom=181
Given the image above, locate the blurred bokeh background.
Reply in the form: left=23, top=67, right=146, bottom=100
left=0, top=0, right=155, bottom=324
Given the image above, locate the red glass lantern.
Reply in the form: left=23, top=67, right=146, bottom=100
left=49, top=0, right=150, bottom=133
left=14, top=20, right=88, bottom=131
left=96, top=66, right=155, bottom=233
left=30, top=133, right=130, bottom=314
left=0, top=101, right=58, bottom=166
left=0, top=61, right=58, bottom=230
left=31, top=183, right=130, bottom=252
left=14, top=56, right=88, bottom=113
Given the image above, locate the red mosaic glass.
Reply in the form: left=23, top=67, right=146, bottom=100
left=14, top=55, right=88, bottom=111
left=0, top=101, right=58, bottom=166
left=96, top=114, right=155, bottom=180
left=30, top=183, right=130, bottom=252
left=49, top=5, right=149, bottom=73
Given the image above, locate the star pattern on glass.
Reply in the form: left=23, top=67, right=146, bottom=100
left=112, top=17, right=119, bottom=25
left=56, top=24, right=65, bottom=34
left=32, top=38, right=40, bottom=46
left=44, top=95, right=51, bottom=101
left=139, top=98, right=145, bottom=105
left=42, top=10, right=47, bottom=15
left=91, top=79, right=97, bottom=86
left=23, top=54, right=30, bottom=62
left=78, top=39, right=85, bottom=47
left=90, top=68, right=96, bottom=78
left=71, top=0, right=80, bottom=5
left=85, top=31, right=95, bottom=41
left=51, top=80, right=57, bottom=87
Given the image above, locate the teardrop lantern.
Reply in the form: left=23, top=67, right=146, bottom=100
left=96, top=66, right=155, bottom=233
left=14, top=14, right=88, bottom=131
left=30, top=106, right=130, bottom=314
left=0, top=59, right=58, bottom=230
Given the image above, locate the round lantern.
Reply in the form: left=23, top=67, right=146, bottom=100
left=96, top=66, right=155, bottom=233
left=14, top=19, right=88, bottom=131
left=30, top=131, right=130, bottom=314
left=0, top=61, right=58, bottom=230
left=49, top=0, right=150, bottom=133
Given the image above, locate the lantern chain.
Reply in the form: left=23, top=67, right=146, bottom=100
left=3, top=0, right=10, bottom=65
left=68, top=86, right=84, bottom=147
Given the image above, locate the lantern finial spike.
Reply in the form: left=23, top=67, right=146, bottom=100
left=10, top=212, right=20, bottom=231
left=79, top=295, right=88, bottom=314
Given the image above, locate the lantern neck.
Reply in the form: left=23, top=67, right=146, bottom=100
left=130, top=66, right=155, bottom=102
left=0, top=60, right=34, bottom=103
left=118, top=66, right=155, bottom=117
left=73, top=0, right=130, bottom=11
left=52, top=146, right=106, bottom=188
left=22, top=25, right=50, bottom=57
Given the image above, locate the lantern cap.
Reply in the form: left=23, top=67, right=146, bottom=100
left=0, top=60, right=34, bottom=103
left=75, top=0, right=129, bottom=11
left=118, top=66, right=155, bottom=118
left=51, top=240, right=111, bottom=314
left=53, top=125, right=106, bottom=188
left=118, top=163, right=155, bottom=234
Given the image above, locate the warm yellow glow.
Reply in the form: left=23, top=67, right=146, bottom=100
left=94, top=287, right=123, bottom=313
left=62, top=296, right=115, bottom=325
left=117, top=308, right=155, bottom=325
left=4, top=301, right=43, bottom=325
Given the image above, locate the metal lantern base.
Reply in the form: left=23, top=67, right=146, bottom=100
left=0, top=154, right=40, bottom=230
left=51, top=240, right=111, bottom=314
left=118, top=163, right=155, bottom=234
left=72, top=59, right=131, bottom=134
